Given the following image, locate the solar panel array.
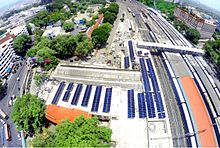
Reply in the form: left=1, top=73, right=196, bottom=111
left=138, top=93, right=147, bottom=118
left=81, top=85, right=92, bottom=107
left=146, top=59, right=165, bottom=118
left=52, top=81, right=65, bottom=104
left=91, top=86, right=102, bottom=112
left=103, top=88, right=113, bottom=113
left=71, top=84, right=83, bottom=105
left=146, top=92, right=156, bottom=118
left=128, top=40, right=135, bottom=62
left=124, top=56, right=130, bottom=68
left=139, top=58, right=151, bottom=92
left=62, top=83, right=74, bottom=102
left=63, top=91, right=71, bottom=102
left=66, top=82, right=74, bottom=91
left=128, top=89, right=135, bottom=118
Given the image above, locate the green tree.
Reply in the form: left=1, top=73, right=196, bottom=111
left=33, top=29, right=44, bottom=44
left=62, top=22, right=74, bottom=32
left=36, top=47, right=59, bottom=70
left=103, top=11, right=117, bottom=25
left=11, top=93, right=45, bottom=132
left=26, top=24, right=32, bottom=35
left=13, top=34, right=32, bottom=55
left=51, top=35, right=77, bottom=59
left=31, top=11, right=49, bottom=27
left=31, top=116, right=112, bottom=147
left=106, top=3, right=119, bottom=15
left=91, top=23, right=112, bottom=48
left=185, top=28, right=200, bottom=44
left=34, top=74, right=43, bottom=86
left=75, top=39, right=93, bottom=57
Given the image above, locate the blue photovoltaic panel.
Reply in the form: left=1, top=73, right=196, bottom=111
left=124, top=56, right=130, bottom=68
left=146, top=58, right=165, bottom=118
left=81, top=85, right=92, bottom=107
left=128, top=89, right=135, bottom=118
left=158, top=112, right=166, bottom=119
left=91, top=86, right=102, bottom=112
left=52, top=81, right=65, bottom=104
left=139, top=58, right=151, bottom=92
left=71, top=84, right=83, bottom=105
left=62, top=91, right=71, bottom=102
left=146, top=92, right=156, bottom=118
left=138, top=93, right=147, bottom=118
left=66, top=82, right=74, bottom=91
left=128, top=40, right=135, bottom=62
left=103, top=88, right=113, bottom=113
left=146, top=59, right=159, bottom=91
left=154, top=92, right=165, bottom=113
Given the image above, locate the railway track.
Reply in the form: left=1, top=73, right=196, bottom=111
left=151, top=52, right=187, bottom=147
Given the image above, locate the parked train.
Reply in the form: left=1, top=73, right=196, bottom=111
left=162, top=52, right=197, bottom=147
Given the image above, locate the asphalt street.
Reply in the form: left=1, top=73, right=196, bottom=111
left=0, top=59, right=28, bottom=147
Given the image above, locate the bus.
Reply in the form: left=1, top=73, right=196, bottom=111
left=0, top=109, right=8, bottom=119
left=4, top=123, right=11, bottom=141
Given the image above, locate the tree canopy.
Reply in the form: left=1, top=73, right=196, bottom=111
left=31, top=0, right=106, bottom=28
left=103, top=3, right=119, bottom=25
left=33, top=29, right=44, bottom=44
left=185, top=28, right=200, bottom=44
left=13, top=34, right=32, bottom=56
left=75, top=39, right=93, bottom=57
left=34, top=74, right=43, bottom=86
left=203, top=39, right=220, bottom=68
left=103, top=11, right=117, bottom=25
left=31, top=116, right=112, bottom=147
left=27, top=34, right=92, bottom=70
left=62, top=22, right=74, bottom=32
left=11, top=93, right=45, bottom=133
left=92, top=23, right=112, bottom=48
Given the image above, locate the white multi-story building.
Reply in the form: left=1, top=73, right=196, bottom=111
left=7, top=25, right=29, bottom=36
left=174, top=7, right=217, bottom=39
left=0, top=33, right=16, bottom=78
left=0, top=25, right=28, bottom=78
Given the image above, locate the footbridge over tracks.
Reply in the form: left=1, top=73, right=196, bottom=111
left=137, top=41, right=205, bottom=55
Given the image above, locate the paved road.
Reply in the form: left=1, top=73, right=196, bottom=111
left=0, top=60, right=28, bottom=147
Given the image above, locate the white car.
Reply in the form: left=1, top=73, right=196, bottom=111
left=17, top=77, right=20, bottom=81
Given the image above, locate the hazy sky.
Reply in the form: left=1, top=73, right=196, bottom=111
left=197, top=0, right=220, bottom=10
left=0, top=0, right=19, bottom=9
left=0, top=0, right=220, bottom=11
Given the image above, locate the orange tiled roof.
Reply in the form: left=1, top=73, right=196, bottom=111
left=88, top=13, right=104, bottom=39
left=46, top=105, right=92, bottom=124
left=0, top=33, right=16, bottom=44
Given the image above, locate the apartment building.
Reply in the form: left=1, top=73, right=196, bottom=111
left=0, top=33, right=16, bottom=78
left=174, top=7, right=217, bottom=39
left=0, top=25, right=28, bottom=78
